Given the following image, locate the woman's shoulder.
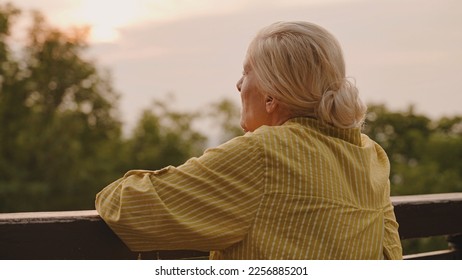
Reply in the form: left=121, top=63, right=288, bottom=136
left=245, top=125, right=289, bottom=142
left=207, top=130, right=264, bottom=155
left=216, top=119, right=313, bottom=150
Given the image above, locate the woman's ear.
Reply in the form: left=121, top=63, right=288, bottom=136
left=265, top=95, right=277, bottom=113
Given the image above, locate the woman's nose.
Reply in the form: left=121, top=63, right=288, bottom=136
left=236, top=77, right=242, bottom=92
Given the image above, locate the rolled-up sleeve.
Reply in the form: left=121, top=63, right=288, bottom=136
left=95, top=134, right=264, bottom=252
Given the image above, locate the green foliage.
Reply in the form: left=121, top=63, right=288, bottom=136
left=208, top=99, right=243, bottom=142
left=364, top=104, right=462, bottom=255
left=364, top=104, right=462, bottom=196
left=0, top=4, right=122, bottom=211
left=124, top=96, right=207, bottom=170
left=0, top=4, right=214, bottom=212
left=401, top=236, right=449, bottom=256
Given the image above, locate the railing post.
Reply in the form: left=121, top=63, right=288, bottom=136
left=448, top=234, right=462, bottom=259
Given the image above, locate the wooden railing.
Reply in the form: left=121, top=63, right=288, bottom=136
left=392, top=193, right=462, bottom=259
left=1, top=193, right=461, bottom=260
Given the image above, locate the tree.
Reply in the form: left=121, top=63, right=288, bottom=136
left=364, top=104, right=433, bottom=195
left=0, top=4, right=122, bottom=211
left=207, top=99, right=243, bottom=143
left=364, top=104, right=462, bottom=196
left=364, top=104, right=462, bottom=253
left=363, top=104, right=462, bottom=254
left=0, top=3, right=232, bottom=213
left=125, top=96, right=207, bottom=170
left=0, top=3, right=23, bottom=181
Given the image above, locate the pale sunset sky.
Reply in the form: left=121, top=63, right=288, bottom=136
left=8, top=0, right=462, bottom=133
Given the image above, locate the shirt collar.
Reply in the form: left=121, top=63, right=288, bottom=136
left=285, top=117, right=363, bottom=146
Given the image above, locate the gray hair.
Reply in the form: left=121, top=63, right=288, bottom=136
left=247, top=21, right=367, bottom=128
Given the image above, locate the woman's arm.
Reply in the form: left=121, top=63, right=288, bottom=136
left=95, top=134, right=264, bottom=252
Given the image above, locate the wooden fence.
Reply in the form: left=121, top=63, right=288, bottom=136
left=1, top=193, right=461, bottom=260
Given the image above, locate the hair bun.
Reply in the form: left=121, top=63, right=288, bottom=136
left=317, top=79, right=367, bottom=129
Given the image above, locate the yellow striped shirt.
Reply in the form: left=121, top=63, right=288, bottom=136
left=95, top=117, right=402, bottom=259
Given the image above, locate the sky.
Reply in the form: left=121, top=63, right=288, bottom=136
left=8, top=0, right=462, bottom=134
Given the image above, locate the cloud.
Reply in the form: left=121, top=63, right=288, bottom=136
left=10, top=0, right=462, bottom=130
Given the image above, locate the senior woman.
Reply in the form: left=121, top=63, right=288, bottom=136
left=96, top=21, right=402, bottom=259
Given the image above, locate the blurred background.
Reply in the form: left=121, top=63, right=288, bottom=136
left=0, top=0, right=461, bottom=255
